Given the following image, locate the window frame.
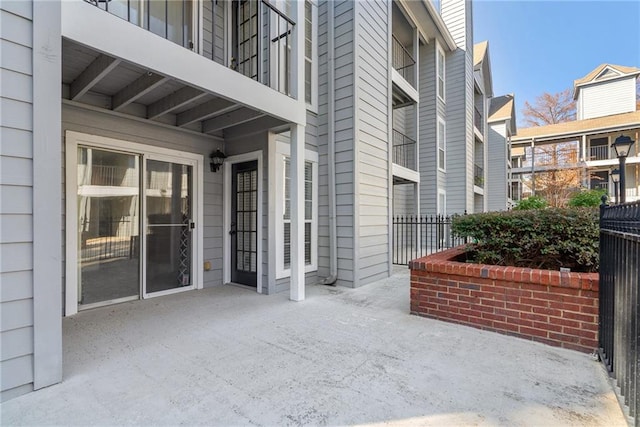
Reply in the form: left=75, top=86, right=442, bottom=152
left=274, top=140, right=318, bottom=279
left=436, top=42, right=445, bottom=102
left=437, top=189, right=447, bottom=216
left=304, top=0, right=318, bottom=112
left=437, top=116, right=446, bottom=172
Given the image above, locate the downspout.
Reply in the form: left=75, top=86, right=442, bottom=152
left=322, top=1, right=338, bottom=286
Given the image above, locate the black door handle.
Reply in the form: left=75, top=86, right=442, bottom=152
left=229, top=222, right=237, bottom=235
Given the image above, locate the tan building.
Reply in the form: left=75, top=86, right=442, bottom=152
left=511, top=64, right=640, bottom=204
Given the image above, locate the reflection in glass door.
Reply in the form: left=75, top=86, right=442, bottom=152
left=77, top=147, right=140, bottom=308
left=145, top=159, right=193, bottom=294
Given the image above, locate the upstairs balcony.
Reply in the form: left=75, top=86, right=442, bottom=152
left=589, top=144, right=609, bottom=161
left=390, top=30, right=418, bottom=106
left=84, top=0, right=294, bottom=96
left=392, top=35, right=416, bottom=87
left=392, top=130, right=417, bottom=171
left=474, top=106, right=484, bottom=136
left=474, top=164, right=484, bottom=188
left=61, top=0, right=305, bottom=138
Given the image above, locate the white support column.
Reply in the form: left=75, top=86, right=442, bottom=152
left=289, top=0, right=306, bottom=301
left=290, top=123, right=306, bottom=301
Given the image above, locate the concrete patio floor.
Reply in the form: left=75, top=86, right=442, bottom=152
left=1, top=270, right=627, bottom=426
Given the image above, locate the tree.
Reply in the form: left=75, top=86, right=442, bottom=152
left=520, top=89, right=581, bottom=207
left=521, top=88, right=576, bottom=127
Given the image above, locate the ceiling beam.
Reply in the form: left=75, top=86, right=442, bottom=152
left=70, top=54, right=121, bottom=100
left=146, top=86, right=207, bottom=120
left=176, top=97, right=236, bottom=127
left=203, top=108, right=265, bottom=134
left=112, top=72, right=168, bottom=111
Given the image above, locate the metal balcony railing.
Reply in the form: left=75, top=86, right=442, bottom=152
left=589, top=145, right=609, bottom=161
left=591, top=181, right=609, bottom=191
left=474, top=107, right=483, bottom=134
left=474, top=163, right=484, bottom=188
left=392, top=35, right=416, bottom=87
left=84, top=0, right=296, bottom=96
left=392, top=129, right=417, bottom=171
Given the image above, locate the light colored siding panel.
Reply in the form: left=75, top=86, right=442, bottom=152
left=581, top=77, right=636, bottom=119
left=0, top=156, right=33, bottom=186
left=0, top=354, right=33, bottom=392
left=418, top=41, right=437, bottom=215
left=0, top=39, right=32, bottom=75
left=0, top=127, right=33, bottom=159
left=0, top=271, right=33, bottom=302
left=1, top=98, right=33, bottom=131
left=0, top=214, right=32, bottom=243
left=0, top=242, right=32, bottom=272
left=1, top=1, right=33, bottom=19
left=1, top=9, right=33, bottom=47
left=0, top=185, right=32, bottom=214
left=1, top=299, right=33, bottom=332
left=1, top=68, right=32, bottom=103
left=1, top=327, right=33, bottom=361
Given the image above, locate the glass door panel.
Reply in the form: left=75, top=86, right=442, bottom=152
left=145, top=159, right=193, bottom=294
left=77, top=147, right=140, bottom=307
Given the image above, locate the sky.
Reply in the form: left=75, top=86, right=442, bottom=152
left=473, top=0, right=640, bottom=126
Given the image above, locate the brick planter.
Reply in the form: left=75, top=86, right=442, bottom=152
left=409, top=246, right=599, bottom=353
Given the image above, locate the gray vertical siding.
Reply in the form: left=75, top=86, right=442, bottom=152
left=441, top=0, right=474, bottom=215
left=487, top=121, right=508, bottom=211
left=0, top=1, right=35, bottom=401
left=355, top=0, right=390, bottom=285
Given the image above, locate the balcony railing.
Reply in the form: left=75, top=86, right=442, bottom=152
left=392, top=129, right=417, bottom=170
left=84, top=0, right=295, bottom=96
left=589, top=145, right=609, bottom=161
left=474, top=163, right=484, bottom=188
left=392, top=35, right=415, bottom=87
left=591, top=181, right=609, bottom=191
left=474, top=107, right=483, bottom=134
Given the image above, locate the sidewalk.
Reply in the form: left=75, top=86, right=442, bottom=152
left=1, top=270, right=626, bottom=426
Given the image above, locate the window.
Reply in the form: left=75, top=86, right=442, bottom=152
left=437, top=190, right=446, bottom=216
left=273, top=139, right=318, bottom=278
left=438, top=117, right=446, bottom=171
left=304, top=0, right=318, bottom=110
left=437, top=44, right=445, bottom=101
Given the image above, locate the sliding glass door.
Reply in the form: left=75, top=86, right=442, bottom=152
left=74, top=144, right=196, bottom=310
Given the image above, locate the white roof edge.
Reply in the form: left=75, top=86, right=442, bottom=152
left=421, top=0, right=457, bottom=51
left=511, top=122, right=640, bottom=144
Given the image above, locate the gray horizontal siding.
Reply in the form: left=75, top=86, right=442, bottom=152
left=486, top=122, right=508, bottom=211
left=418, top=42, right=437, bottom=215
left=1, top=3, right=35, bottom=401
left=356, top=0, right=389, bottom=286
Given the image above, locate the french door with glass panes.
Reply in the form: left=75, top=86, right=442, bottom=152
left=73, top=143, right=198, bottom=311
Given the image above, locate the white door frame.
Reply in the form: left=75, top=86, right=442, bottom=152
left=223, top=150, right=263, bottom=293
left=65, top=131, right=204, bottom=316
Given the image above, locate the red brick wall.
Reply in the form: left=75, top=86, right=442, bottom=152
left=410, top=247, right=599, bottom=353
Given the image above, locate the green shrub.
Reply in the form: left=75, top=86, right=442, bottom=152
left=514, top=196, right=548, bottom=210
left=452, top=208, right=599, bottom=272
left=568, top=188, right=607, bottom=207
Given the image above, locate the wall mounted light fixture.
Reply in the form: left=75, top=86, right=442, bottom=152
left=210, top=149, right=226, bottom=172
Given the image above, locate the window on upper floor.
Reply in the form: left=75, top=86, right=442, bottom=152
left=438, top=117, right=446, bottom=171
left=437, top=44, right=445, bottom=102
left=305, top=0, right=318, bottom=110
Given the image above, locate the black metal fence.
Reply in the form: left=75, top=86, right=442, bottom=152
left=392, top=214, right=467, bottom=265
left=599, top=200, right=640, bottom=426
left=392, top=129, right=417, bottom=170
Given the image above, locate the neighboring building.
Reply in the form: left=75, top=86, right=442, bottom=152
left=1, top=0, right=504, bottom=400
left=512, top=64, right=640, bottom=204
left=487, top=94, right=517, bottom=211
